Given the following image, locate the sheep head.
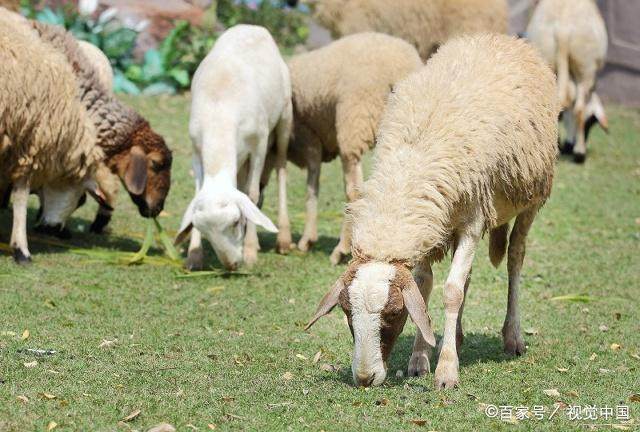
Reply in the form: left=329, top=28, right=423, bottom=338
left=175, top=180, right=278, bottom=271
left=306, top=260, right=435, bottom=387
left=113, top=122, right=172, bottom=218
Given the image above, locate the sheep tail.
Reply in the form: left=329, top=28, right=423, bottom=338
left=555, top=27, right=572, bottom=110
left=489, top=223, right=509, bottom=268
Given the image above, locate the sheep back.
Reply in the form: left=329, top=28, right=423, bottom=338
left=350, top=34, right=559, bottom=264
left=288, top=32, right=422, bottom=165
left=0, top=11, right=100, bottom=188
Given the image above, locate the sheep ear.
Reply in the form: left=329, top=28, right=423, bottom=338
left=83, top=178, right=113, bottom=211
left=234, top=191, right=278, bottom=233
left=588, top=93, right=608, bottom=133
left=305, top=278, right=345, bottom=330
left=402, top=279, right=436, bottom=347
left=124, top=147, right=148, bottom=195
left=175, top=199, right=195, bottom=245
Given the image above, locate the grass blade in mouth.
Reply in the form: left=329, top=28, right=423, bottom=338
left=128, top=221, right=155, bottom=265
left=153, top=218, right=180, bottom=261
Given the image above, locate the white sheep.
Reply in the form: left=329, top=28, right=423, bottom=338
left=261, top=33, right=422, bottom=265
left=0, top=10, right=102, bottom=262
left=175, top=25, right=292, bottom=271
left=287, top=0, right=508, bottom=60
left=526, top=0, right=608, bottom=162
left=305, top=34, right=559, bottom=389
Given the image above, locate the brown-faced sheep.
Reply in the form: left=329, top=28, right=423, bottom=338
left=31, top=21, right=173, bottom=217
left=306, top=34, right=559, bottom=389
left=262, top=33, right=422, bottom=265
left=526, top=0, right=607, bottom=163
left=0, top=11, right=102, bottom=262
left=287, top=0, right=508, bottom=60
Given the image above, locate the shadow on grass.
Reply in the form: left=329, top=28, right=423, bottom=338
left=317, top=331, right=513, bottom=388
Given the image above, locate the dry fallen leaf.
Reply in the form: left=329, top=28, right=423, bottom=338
left=121, top=409, right=141, bottom=422
left=599, top=324, right=609, bottom=332
left=47, top=421, right=57, bottom=431
left=631, top=353, right=640, bottom=361
left=599, top=368, right=611, bottom=374
left=295, top=354, right=307, bottom=361
left=556, top=367, right=569, bottom=373
left=282, top=372, right=294, bottom=381
left=567, top=390, right=579, bottom=397
left=207, top=424, right=217, bottom=430
left=40, top=393, right=56, bottom=400
left=524, top=328, right=539, bottom=335
left=612, top=425, right=630, bottom=431
left=16, top=395, right=29, bottom=403
left=99, top=339, right=117, bottom=349
left=24, top=360, right=38, bottom=368
left=21, top=329, right=30, bottom=341
left=629, top=394, right=640, bottom=403
left=221, top=396, right=235, bottom=403
left=611, top=343, right=622, bottom=351
left=312, top=351, right=322, bottom=364
left=589, top=353, right=598, bottom=361
left=319, top=363, right=339, bottom=372
left=147, top=423, right=176, bottom=432
left=543, top=389, right=561, bottom=398
left=410, top=419, right=427, bottom=426
left=302, top=389, right=309, bottom=396
left=375, top=398, right=389, bottom=406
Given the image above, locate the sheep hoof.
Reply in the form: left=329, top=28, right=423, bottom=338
left=35, top=224, right=72, bottom=240
left=90, top=213, right=111, bottom=234
left=573, top=152, right=586, bottom=164
left=297, top=237, right=315, bottom=253
left=185, top=249, right=204, bottom=271
left=329, top=246, right=349, bottom=266
left=502, top=325, right=526, bottom=356
left=434, top=361, right=459, bottom=390
left=13, top=249, right=31, bottom=265
left=276, top=234, right=293, bottom=255
left=407, top=351, right=431, bottom=377
left=560, top=140, right=575, bottom=155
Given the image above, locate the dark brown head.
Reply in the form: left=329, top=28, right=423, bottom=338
left=305, top=261, right=435, bottom=387
left=113, top=122, right=172, bottom=217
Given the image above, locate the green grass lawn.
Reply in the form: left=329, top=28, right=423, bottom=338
left=1, top=95, right=638, bottom=431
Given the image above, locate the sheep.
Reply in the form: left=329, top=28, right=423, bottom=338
left=35, top=40, right=120, bottom=238
left=174, top=25, right=292, bottom=271
left=305, top=34, right=559, bottom=389
left=0, top=10, right=103, bottom=262
left=526, top=0, right=608, bottom=163
left=261, top=33, right=422, bottom=266
left=30, top=21, right=173, bottom=219
left=286, top=0, right=508, bottom=60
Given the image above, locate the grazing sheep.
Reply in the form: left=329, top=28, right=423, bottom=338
left=0, top=12, right=102, bottom=262
left=306, top=34, right=559, bottom=389
left=37, top=41, right=120, bottom=237
left=175, top=25, right=292, bottom=271
left=526, top=0, right=607, bottom=162
left=31, top=21, right=173, bottom=218
left=286, top=0, right=508, bottom=60
left=262, top=33, right=422, bottom=265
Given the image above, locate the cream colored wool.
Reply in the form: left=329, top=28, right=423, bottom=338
left=350, top=34, right=559, bottom=265
left=78, top=40, right=114, bottom=91
left=31, top=22, right=143, bottom=159
left=282, top=33, right=422, bottom=263
left=307, top=0, right=508, bottom=59
left=288, top=33, right=422, bottom=164
left=0, top=11, right=100, bottom=189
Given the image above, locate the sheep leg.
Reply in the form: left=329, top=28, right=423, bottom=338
left=10, top=178, right=31, bottom=264
left=572, top=80, right=593, bottom=163
left=187, top=155, right=205, bottom=271
left=243, top=136, right=268, bottom=267
left=434, top=218, right=482, bottom=390
left=456, top=271, right=471, bottom=352
left=408, top=260, right=434, bottom=377
left=502, top=207, right=537, bottom=356
left=274, top=107, right=293, bottom=254
left=330, top=157, right=363, bottom=265
left=297, top=153, right=321, bottom=252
